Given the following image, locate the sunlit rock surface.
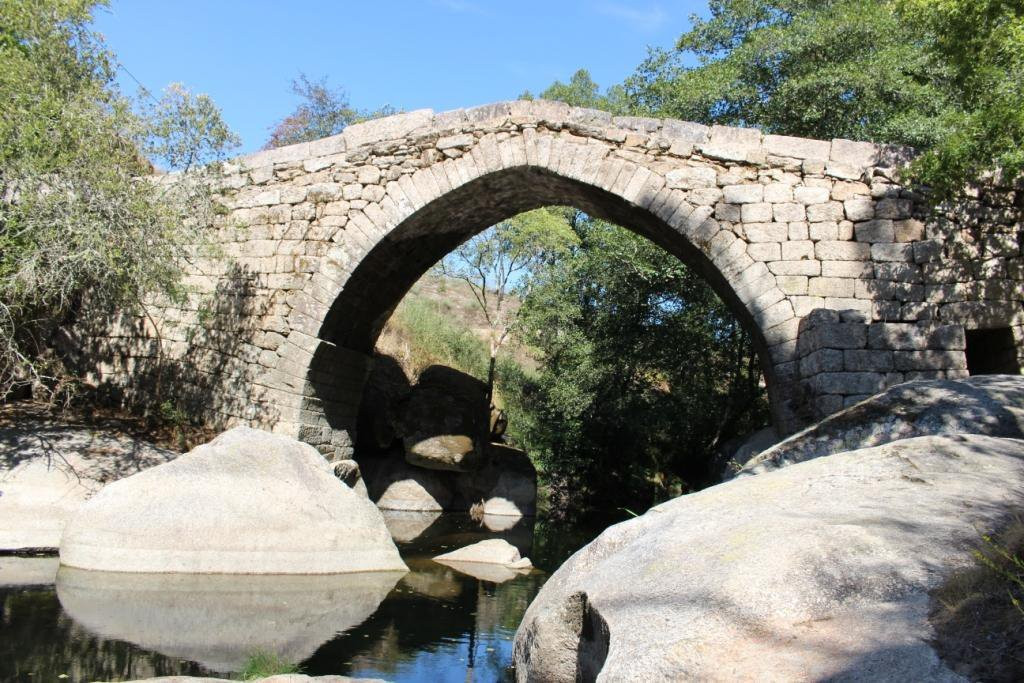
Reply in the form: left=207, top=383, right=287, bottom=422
left=514, top=434, right=1024, bottom=681
left=59, top=427, right=407, bottom=574
left=744, top=375, right=1024, bottom=475
left=435, top=538, right=532, bottom=569
left=57, top=567, right=404, bottom=672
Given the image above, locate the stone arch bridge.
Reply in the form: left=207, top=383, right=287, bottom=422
left=76, top=100, right=1024, bottom=458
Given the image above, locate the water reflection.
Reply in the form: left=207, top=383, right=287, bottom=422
left=0, top=512, right=612, bottom=682
left=56, top=568, right=404, bottom=672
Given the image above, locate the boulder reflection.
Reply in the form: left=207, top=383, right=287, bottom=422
left=55, top=567, right=405, bottom=672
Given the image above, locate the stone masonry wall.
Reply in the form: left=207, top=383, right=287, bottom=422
left=73, top=100, right=1024, bottom=457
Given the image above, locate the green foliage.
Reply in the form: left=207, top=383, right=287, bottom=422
left=898, top=0, right=1024, bottom=198
left=0, top=0, right=239, bottom=400
left=439, top=208, right=578, bottom=394
left=524, top=69, right=631, bottom=114
left=239, top=650, right=300, bottom=679
left=627, top=0, right=951, bottom=147
left=515, top=215, right=768, bottom=513
left=973, top=526, right=1024, bottom=616
left=265, top=73, right=397, bottom=149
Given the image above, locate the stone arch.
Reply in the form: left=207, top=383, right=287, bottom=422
left=74, top=100, right=1024, bottom=454
left=277, top=127, right=796, bottom=457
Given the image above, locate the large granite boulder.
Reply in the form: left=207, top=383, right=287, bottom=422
left=513, top=434, right=1024, bottom=681
left=744, top=375, right=1024, bottom=475
left=57, top=567, right=403, bottom=673
left=458, top=443, right=537, bottom=517
left=361, top=449, right=455, bottom=511
left=0, top=405, right=176, bottom=550
left=399, top=365, right=489, bottom=472
left=59, top=427, right=407, bottom=574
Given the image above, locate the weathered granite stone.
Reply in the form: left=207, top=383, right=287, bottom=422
left=744, top=375, right=1024, bottom=474
left=59, top=427, right=407, bottom=574
left=514, top=434, right=1024, bottom=681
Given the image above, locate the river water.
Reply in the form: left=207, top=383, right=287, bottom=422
left=0, top=512, right=612, bottom=682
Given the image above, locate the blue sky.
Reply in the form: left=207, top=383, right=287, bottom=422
left=92, top=1, right=706, bottom=154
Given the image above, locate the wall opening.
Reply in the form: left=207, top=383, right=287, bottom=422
left=965, top=328, right=1022, bottom=375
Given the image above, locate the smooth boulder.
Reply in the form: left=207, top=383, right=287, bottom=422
left=59, top=426, right=407, bottom=574
left=745, top=375, right=1024, bottom=475
left=513, top=434, right=1024, bottom=681
left=458, top=443, right=537, bottom=517
left=399, top=365, right=489, bottom=472
left=435, top=538, right=532, bottom=568
left=361, top=450, right=455, bottom=511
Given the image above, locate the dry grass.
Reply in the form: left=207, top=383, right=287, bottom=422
left=930, top=516, right=1024, bottom=681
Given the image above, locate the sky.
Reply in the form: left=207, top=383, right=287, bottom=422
left=92, top=1, right=707, bottom=154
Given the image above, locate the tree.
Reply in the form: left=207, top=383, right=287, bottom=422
left=437, top=208, right=577, bottom=402
left=897, top=0, right=1024, bottom=198
left=516, top=216, right=767, bottom=515
left=265, top=74, right=396, bottom=149
left=626, top=1, right=952, bottom=149
left=0, top=0, right=239, bottom=401
left=522, top=68, right=630, bottom=114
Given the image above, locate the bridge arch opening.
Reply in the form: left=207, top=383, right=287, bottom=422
left=298, top=164, right=790, bottom=462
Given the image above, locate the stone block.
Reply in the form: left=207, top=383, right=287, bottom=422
left=714, top=202, right=742, bottom=221
left=800, top=348, right=844, bottom=376
left=702, top=125, right=763, bottom=162
left=776, top=275, right=808, bottom=295
left=829, top=139, right=879, bottom=168
left=854, top=219, right=895, bottom=243
left=763, top=134, right=830, bottom=160
left=794, top=186, right=830, bottom=205
left=843, top=349, right=894, bottom=372
left=874, top=263, right=922, bottom=282
left=773, top=202, right=806, bottom=222
left=875, top=198, right=913, bottom=220
left=913, top=239, right=943, bottom=263
left=894, top=219, right=925, bottom=242
left=809, top=371, right=886, bottom=396
left=791, top=295, right=826, bottom=316
left=748, top=242, right=781, bottom=261
left=722, top=184, right=764, bottom=204
left=824, top=297, right=873, bottom=317
left=742, top=202, right=774, bottom=222
left=764, top=183, right=794, bottom=203
left=831, top=181, right=870, bottom=201
left=893, top=350, right=966, bottom=372
left=821, top=260, right=872, bottom=278
left=806, top=202, right=845, bottom=222
left=871, top=243, right=913, bottom=262
left=815, top=241, right=870, bottom=261
left=808, top=277, right=855, bottom=298
left=666, top=165, right=717, bottom=189
left=843, top=198, right=875, bottom=221
left=781, top=240, right=815, bottom=261
left=769, top=260, right=821, bottom=276
left=662, top=120, right=711, bottom=143
left=745, top=222, right=788, bottom=242
left=788, top=222, right=809, bottom=240
left=798, top=322, right=868, bottom=353
left=809, top=221, right=839, bottom=241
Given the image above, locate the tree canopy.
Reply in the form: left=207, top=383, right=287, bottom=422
left=0, top=0, right=238, bottom=400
